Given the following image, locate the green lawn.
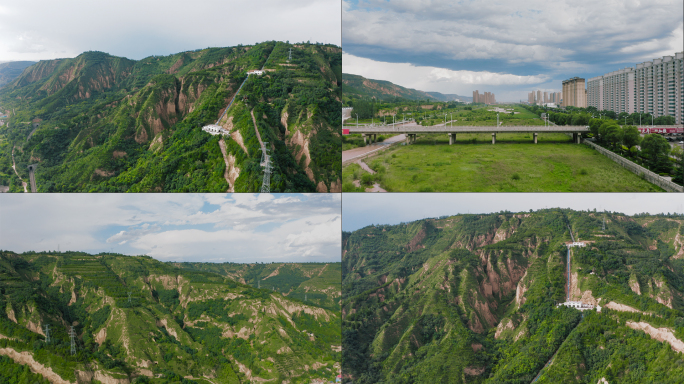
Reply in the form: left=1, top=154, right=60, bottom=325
left=346, top=133, right=663, bottom=192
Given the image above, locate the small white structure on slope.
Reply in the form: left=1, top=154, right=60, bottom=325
left=202, top=124, right=230, bottom=136
left=568, top=242, right=586, bottom=247
left=558, top=301, right=601, bottom=312
left=247, top=69, right=264, bottom=76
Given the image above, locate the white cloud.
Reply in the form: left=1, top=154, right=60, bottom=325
left=343, top=52, right=550, bottom=94
left=344, top=0, right=682, bottom=66
left=0, top=194, right=341, bottom=263
left=0, top=0, right=341, bottom=61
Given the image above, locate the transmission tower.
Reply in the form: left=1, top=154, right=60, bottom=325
left=44, top=324, right=50, bottom=344
left=305, top=294, right=307, bottom=301
left=128, top=291, right=132, bottom=303
left=69, top=326, right=76, bottom=355
left=602, top=214, right=606, bottom=232
left=257, top=279, right=260, bottom=289
left=260, top=144, right=272, bottom=193
left=288, top=48, right=292, bottom=62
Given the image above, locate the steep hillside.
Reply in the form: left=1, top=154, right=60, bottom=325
left=0, top=41, right=341, bottom=192
left=342, top=73, right=471, bottom=102
left=341, top=210, right=684, bottom=383
left=175, top=262, right=341, bottom=311
left=0, top=61, right=36, bottom=89
left=0, top=251, right=341, bottom=383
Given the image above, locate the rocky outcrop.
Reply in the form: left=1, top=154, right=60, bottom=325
left=626, top=321, right=684, bottom=353
left=0, top=347, right=75, bottom=384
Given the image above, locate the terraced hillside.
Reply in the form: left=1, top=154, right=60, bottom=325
left=175, top=262, right=341, bottom=311
left=0, top=252, right=341, bottom=383
left=342, top=210, right=684, bottom=383
left=0, top=41, right=341, bottom=192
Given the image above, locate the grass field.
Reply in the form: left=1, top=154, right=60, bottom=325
left=344, top=132, right=664, bottom=192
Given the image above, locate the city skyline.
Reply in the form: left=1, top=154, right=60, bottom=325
left=343, top=0, right=683, bottom=102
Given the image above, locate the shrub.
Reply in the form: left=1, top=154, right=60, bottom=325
left=511, top=173, right=521, bottom=180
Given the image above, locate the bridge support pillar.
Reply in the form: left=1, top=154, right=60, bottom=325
left=491, top=133, right=496, bottom=144
left=412, top=134, right=416, bottom=144
left=363, top=134, right=367, bottom=145
left=449, top=133, right=455, bottom=145
left=534, top=132, right=538, bottom=144
left=575, top=133, right=581, bottom=144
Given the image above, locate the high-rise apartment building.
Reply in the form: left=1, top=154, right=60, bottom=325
left=473, top=90, right=496, bottom=104
left=543, top=92, right=548, bottom=104
left=528, top=92, right=535, bottom=104
left=587, top=52, right=682, bottom=124
left=562, top=77, right=587, bottom=108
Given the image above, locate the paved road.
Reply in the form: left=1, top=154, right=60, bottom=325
left=342, top=134, right=406, bottom=164
left=11, top=147, right=27, bottom=193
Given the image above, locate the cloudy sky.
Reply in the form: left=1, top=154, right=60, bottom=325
left=0, top=0, right=341, bottom=62
left=343, top=0, right=683, bottom=101
left=0, top=194, right=341, bottom=263
left=342, top=193, right=684, bottom=231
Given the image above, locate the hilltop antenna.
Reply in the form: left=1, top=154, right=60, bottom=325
left=44, top=324, right=50, bottom=343
left=69, top=326, right=76, bottom=355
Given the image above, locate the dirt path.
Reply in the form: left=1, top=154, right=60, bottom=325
left=356, top=159, right=375, bottom=174
left=250, top=109, right=266, bottom=152
left=11, top=147, right=27, bottom=193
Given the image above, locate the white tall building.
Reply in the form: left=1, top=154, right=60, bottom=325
left=587, top=52, right=683, bottom=124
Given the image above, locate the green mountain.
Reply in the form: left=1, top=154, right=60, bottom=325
left=174, top=262, right=341, bottom=311
left=0, top=42, right=342, bottom=192
left=342, top=73, right=471, bottom=102
left=342, top=210, right=684, bottom=383
left=0, top=251, right=341, bottom=383
left=0, top=61, right=36, bottom=89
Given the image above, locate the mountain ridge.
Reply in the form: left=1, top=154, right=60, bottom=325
left=342, top=73, right=472, bottom=102
left=0, top=42, right=342, bottom=192
left=342, top=209, right=684, bottom=383
left=0, top=251, right=341, bottom=383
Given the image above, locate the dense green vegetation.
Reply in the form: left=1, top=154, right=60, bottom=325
left=0, top=251, right=340, bottom=383
left=174, top=261, right=341, bottom=310
left=0, top=42, right=341, bottom=192
left=523, top=104, right=682, bottom=183
left=342, top=210, right=684, bottom=383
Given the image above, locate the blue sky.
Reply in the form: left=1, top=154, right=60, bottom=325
left=343, top=0, right=683, bottom=101
left=0, top=0, right=341, bottom=62
left=0, top=194, right=341, bottom=263
left=342, top=193, right=684, bottom=232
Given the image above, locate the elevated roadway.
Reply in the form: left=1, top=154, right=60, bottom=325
left=346, top=123, right=590, bottom=144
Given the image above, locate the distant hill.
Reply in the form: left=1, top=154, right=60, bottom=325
left=342, top=73, right=472, bottom=102
left=426, top=91, right=472, bottom=102
left=0, top=61, right=35, bottom=88
left=174, top=261, right=341, bottom=310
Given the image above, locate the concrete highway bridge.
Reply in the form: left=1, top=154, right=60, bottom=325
left=346, top=124, right=590, bottom=145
